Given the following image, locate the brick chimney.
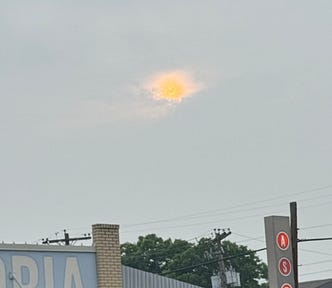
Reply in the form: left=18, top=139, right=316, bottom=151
left=92, top=224, right=123, bottom=288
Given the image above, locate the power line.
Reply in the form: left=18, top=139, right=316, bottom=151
left=299, top=259, right=332, bottom=267
left=121, top=212, right=276, bottom=234
left=162, top=248, right=267, bottom=275
left=299, top=248, right=332, bottom=257
left=301, top=199, right=332, bottom=210
left=231, top=232, right=265, bottom=244
left=44, top=185, right=332, bottom=239
left=122, top=185, right=332, bottom=229
left=185, top=229, right=215, bottom=242
left=300, top=223, right=332, bottom=230
left=300, top=268, right=332, bottom=277
left=121, top=191, right=332, bottom=236
left=122, top=197, right=332, bottom=234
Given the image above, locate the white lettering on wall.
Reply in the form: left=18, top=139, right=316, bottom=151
left=12, top=255, right=38, bottom=288
left=0, top=258, right=6, bottom=288
left=44, top=257, right=54, bottom=288
left=64, top=257, right=83, bottom=288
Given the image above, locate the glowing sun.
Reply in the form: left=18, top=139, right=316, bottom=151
left=146, top=71, right=200, bottom=102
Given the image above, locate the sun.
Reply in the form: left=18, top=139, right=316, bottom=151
left=159, top=76, right=185, bottom=101
left=146, top=70, right=200, bottom=102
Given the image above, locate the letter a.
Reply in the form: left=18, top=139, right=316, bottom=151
left=281, top=235, right=286, bottom=248
left=64, top=257, right=83, bottom=288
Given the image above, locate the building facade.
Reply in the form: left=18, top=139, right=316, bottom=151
left=0, top=223, right=203, bottom=288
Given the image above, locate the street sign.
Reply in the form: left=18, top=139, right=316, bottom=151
left=277, top=231, right=290, bottom=250
left=265, top=216, right=295, bottom=288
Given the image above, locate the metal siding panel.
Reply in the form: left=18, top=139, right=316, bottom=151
left=122, top=265, right=204, bottom=288
left=154, top=273, right=158, bottom=287
left=155, top=274, right=160, bottom=288
left=138, top=267, right=143, bottom=288
left=146, top=271, right=150, bottom=287
left=168, top=277, right=172, bottom=288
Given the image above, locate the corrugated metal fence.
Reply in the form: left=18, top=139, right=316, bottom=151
left=122, top=265, right=204, bottom=288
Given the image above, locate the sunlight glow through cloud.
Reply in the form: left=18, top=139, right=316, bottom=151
left=62, top=70, right=203, bottom=128
left=145, top=70, right=202, bottom=102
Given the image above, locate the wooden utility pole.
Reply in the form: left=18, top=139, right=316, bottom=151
left=214, top=229, right=231, bottom=288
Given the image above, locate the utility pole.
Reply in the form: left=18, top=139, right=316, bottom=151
left=42, top=230, right=91, bottom=245
left=213, top=228, right=232, bottom=288
left=290, top=202, right=298, bottom=288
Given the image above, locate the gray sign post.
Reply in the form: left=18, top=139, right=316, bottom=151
left=264, top=216, right=295, bottom=288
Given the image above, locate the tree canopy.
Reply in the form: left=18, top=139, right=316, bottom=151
left=121, top=234, right=268, bottom=288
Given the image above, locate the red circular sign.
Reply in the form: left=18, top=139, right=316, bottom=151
left=276, top=231, right=290, bottom=250
left=279, top=257, right=292, bottom=276
left=281, top=284, right=293, bottom=288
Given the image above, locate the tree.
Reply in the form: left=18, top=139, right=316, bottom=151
left=221, top=241, right=268, bottom=288
left=121, top=234, right=268, bottom=287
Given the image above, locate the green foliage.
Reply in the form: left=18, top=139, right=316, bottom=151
left=221, top=241, right=268, bottom=288
left=121, top=234, right=268, bottom=288
left=121, top=234, right=193, bottom=274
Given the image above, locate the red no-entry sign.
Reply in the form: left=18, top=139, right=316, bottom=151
left=279, top=257, right=292, bottom=276
left=276, top=231, right=290, bottom=250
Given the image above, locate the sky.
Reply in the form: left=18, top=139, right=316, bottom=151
left=0, top=0, right=331, bottom=282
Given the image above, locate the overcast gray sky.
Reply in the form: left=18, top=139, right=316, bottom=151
left=1, top=0, right=331, bottom=282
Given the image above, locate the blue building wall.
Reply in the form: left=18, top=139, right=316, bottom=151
left=0, top=244, right=97, bottom=288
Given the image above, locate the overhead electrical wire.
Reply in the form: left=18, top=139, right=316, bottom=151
left=300, top=268, right=332, bottom=277
left=121, top=211, right=282, bottom=234
left=231, top=232, right=265, bottom=244
left=300, top=223, right=332, bottom=230
left=299, top=248, right=332, bottom=257
left=46, top=185, right=331, bottom=238
left=299, top=259, right=332, bottom=267
left=122, top=196, right=332, bottom=234
left=40, top=184, right=332, bottom=250
left=122, top=184, right=332, bottom=229
left=161, top=247, right=267, bottom=275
